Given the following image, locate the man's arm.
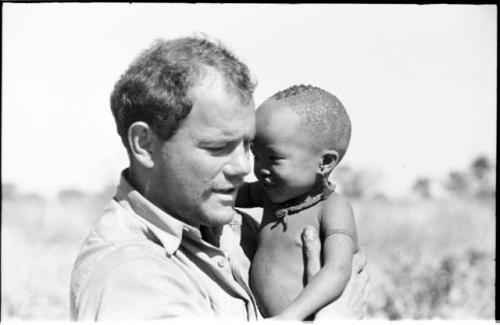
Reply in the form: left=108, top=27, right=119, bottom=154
left=235, top=182, right=265, bottom=208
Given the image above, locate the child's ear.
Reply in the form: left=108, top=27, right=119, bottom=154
left=319, top=150, right=339, bottom=176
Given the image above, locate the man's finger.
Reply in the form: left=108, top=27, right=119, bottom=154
left=352, top=246, right=367, bottom=274
left=349, top=268, right=368, bottom=299
left=301, top=226, right=321, bottom=283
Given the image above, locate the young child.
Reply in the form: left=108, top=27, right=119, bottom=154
left=236, top=85, right=358, bottom=320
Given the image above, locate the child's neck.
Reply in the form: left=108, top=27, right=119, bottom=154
left=267, top=179, right=334, bottom=230
left=272, top=179, right=335, bottom=215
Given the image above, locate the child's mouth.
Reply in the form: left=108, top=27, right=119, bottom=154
left=260, top=178, right=277, bottom=188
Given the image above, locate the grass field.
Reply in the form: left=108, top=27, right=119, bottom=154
left=1, top=194, right=495, bottom=320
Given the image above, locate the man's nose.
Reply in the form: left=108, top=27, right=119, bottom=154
left=226, top=143, right=251, bottom=177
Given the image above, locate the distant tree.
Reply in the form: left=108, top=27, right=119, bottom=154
left=412, top=177, right=432, bottom=199
left=469, top=155, right=495, bottom=199
left=20, top=192, right=45, bottom=202
left=442, top=155, right=496, bottom=199
left=444, top=171, right=470, bottom=197
left=58, top=188, right=87, bottom=202
left=470, top=155, right=491, bottom=181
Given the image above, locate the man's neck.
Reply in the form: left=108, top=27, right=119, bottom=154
left=126, top=167, right=147, bottom=196
left=125, top=167, right=202, bottom=229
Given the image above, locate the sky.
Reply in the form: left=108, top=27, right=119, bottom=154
left=2, top=4, right=497, bottom=198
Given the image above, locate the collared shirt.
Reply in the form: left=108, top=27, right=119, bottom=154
left=70, top=171, right=261, bottom=320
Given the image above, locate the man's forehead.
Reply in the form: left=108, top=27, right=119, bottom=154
left=189, top=66, right=254, bottom=104
left=183, top=101, right=255, bottom=140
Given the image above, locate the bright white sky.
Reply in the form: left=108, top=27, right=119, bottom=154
left=2, top=4, right=497, bottom=198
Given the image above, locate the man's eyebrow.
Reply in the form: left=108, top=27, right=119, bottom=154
left=197, top=135, right=238, bottom=145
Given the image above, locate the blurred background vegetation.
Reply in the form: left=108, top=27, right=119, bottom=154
left=1, top=154, right=495, bottom=320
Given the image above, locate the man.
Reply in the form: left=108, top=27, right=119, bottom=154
left=70, top=36, right=368, bottom=320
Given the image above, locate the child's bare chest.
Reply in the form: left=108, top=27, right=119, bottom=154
left=250, top=204, right=324, bottom=316
left=259, top=204, right=322, bottom=247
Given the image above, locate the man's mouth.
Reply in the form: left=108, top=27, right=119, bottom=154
left=213, top=183, right=242, bottom=195
left=213, top=188, right=236, bottom=195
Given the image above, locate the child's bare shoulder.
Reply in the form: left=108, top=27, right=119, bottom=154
left=319, top=192, right=357, bottom=244
left=321, top=192, right=354, bottom=218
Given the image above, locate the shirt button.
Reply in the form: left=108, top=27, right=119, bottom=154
left=218, top=257, right=227, bottom=268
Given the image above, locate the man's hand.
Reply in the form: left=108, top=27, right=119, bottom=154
left=301, top=226, right=369, bottom=319
left=301, top=226, right=322, bottom=282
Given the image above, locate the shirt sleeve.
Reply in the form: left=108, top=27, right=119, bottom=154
left=75, top=245, right=211, bottom=320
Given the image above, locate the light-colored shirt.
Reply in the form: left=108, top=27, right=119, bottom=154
left=70, top=171, right=261, bottom=320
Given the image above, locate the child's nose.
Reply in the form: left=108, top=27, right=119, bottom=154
left=256, top=165, right=271, bottom=178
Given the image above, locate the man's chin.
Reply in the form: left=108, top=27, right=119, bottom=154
left=202, top=207, right=236, bottom=227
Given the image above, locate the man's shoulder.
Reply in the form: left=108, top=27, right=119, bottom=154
left=70, top=241, right=209, bottom=320
left=70, top=230, right=192, bottom=318
left=85, top=243, right=180, bottom=283
left=71, top=199, right=166, bottom=300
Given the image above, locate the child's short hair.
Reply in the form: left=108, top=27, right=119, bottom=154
left=270, top=84, right=351, bottom=162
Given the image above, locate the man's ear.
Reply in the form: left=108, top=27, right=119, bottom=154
left=128, top=122, right=156, bottom=169
left=319, top=150, right=339, bottom=176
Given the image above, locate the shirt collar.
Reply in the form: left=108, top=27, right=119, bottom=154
left=114, top=169, right=202, bottom=256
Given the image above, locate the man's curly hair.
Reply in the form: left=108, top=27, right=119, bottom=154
left=269, top=84, right=351, bottom=162
left=110, top=36, right=256, bottom=150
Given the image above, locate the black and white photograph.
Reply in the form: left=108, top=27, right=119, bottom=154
left=2, top=3, right=496, bottom=321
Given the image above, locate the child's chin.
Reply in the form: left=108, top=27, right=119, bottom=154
left=266, top=191, right=288, bottom=204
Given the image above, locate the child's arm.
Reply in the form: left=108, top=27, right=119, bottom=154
left=276, top=193, right=358, bottom=320
left=235, top=181, right=265, bottom=208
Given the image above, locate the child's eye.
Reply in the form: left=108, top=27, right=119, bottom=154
left=270, top=156, right=282, bottom=161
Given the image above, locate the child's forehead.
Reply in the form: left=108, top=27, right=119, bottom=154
left=255, top=105, right=321, bottom=150
left=256, top=101, right=299, bottom=130
left=256, top=99, right=297, bottom=121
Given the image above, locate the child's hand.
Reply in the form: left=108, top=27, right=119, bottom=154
left=301, top=226, right=369, bottom=319
left=315, top=247, right=369, bottom=319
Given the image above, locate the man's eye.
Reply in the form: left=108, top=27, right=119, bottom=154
left=206, top=145, right=227, bottom=153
